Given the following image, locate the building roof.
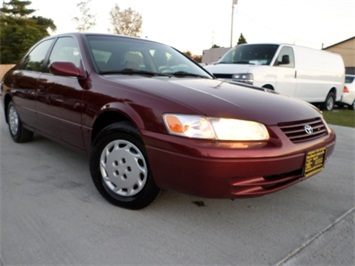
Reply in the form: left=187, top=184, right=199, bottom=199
left=324, top=36, right=355, bottom=49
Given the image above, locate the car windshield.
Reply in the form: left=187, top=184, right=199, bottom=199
left=85, top=35, right=212, bottom=79
left=218, top=44, right=279, bottom=66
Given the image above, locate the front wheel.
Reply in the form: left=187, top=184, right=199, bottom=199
left=7, top=101, right=33, bottom=143
left=89, top=122, right=160, bottom=210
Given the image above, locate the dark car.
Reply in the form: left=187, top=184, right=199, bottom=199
left=1, top=33, right=336, bottom=209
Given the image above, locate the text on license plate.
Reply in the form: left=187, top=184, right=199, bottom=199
left=304, top=147, right=326, bottom=178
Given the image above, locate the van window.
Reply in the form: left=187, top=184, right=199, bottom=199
left=275, top=46, right=295, bottom=68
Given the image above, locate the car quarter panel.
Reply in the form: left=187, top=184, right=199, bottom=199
left=80, top=74, right=204, bottom=151
left=4, top=70, right=39, bottom=129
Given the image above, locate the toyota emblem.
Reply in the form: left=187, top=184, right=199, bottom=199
left=304, top=125, right=313, bottom=135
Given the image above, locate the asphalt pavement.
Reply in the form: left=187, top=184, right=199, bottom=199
left=0, top=107, right=354, bottom=266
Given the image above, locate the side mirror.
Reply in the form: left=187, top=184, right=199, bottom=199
left=50, top=62, right=85, bottom=78
left=280, top=55, right=290, bottom=65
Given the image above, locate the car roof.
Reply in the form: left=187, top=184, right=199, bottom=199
left=46, top=32, right=164, bottom=46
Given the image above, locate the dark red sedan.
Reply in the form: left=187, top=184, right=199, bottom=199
left=1, top=33, right=336, bottom=209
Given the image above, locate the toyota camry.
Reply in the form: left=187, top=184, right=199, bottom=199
left=1, top=33, right=336, bottom=209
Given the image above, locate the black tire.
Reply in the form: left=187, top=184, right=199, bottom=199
left=89, top=122, right=160, bottom=210
left=7, top=101, right=33, bottom=143
left=349, top=100, right=355, bottom=110
left=322, top=92, right=335, bottom=111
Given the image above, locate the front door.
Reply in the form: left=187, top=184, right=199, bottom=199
left=36, top=37, right=85, bottom=150
left=274, top=46, right=297, bottom=97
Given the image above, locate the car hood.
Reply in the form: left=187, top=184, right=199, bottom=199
left=105, top=76, right=321, bottom=125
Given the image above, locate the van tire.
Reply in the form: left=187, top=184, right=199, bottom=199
left=349, top=100, right=355, bottom=110
left=322, top=92, right=335, bottom=111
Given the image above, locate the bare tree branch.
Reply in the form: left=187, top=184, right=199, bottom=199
left=73, top=0, right=96, bottom=32
left=109, top=4, right=142, bottom=37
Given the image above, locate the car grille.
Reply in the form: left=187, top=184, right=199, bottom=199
left=213, top=74, right=233, bottom=79
left=278, top=117, right=328, bottom=143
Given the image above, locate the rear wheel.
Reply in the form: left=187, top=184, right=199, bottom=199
left=322, top=92, right=335, bottom=111
left=89, top=122, right=160, bottom=209
left=7, top=101, right=33, bottom=143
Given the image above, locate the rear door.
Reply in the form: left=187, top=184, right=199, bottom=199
left=10, top=39, right=54, bottom=129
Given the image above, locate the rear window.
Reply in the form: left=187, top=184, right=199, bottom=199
left=345, top=76, right=355, bottom=83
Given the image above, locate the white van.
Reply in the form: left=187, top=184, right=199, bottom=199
left=205, top=43, right=345, bottom=110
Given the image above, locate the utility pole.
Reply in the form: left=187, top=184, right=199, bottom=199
left=230, top=0, right=238, bottom=47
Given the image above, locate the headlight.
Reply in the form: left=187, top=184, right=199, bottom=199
left=163, top=114, right=269, bottom=141
left=210, top=118, right=269, bottom=140
left=232, top=73, right=253, bottom=84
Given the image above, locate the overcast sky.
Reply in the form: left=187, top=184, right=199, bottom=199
left=6, top=0, right=355, bottom=54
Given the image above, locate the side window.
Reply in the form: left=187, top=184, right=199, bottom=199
left=20, top=39, right=54, bottom=72
left=47, top=37, right=81, bottom=71
left=275, top=46, right=295, bottom=68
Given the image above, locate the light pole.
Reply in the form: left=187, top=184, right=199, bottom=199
left=230, top=0, right=238, bottom=47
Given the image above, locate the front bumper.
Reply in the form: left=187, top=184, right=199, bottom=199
left=143, top=127, right=336, bottom=198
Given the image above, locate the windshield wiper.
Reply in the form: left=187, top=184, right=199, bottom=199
left=100, top=68, right=169, bottom=77
left=101, top=69, right=208, bottom=79
left=165, top=71, right=208, bottom=78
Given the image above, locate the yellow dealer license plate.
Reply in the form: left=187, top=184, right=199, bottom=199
left=304, top=147, right=326, bottom=178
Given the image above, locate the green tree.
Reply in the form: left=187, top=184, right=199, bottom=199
left=72, top=0, right=96, bottom=32
left=109, top=4, right=142, bottom=37
left=0, top=0, right=56, bottom=63
left=237, top=33, right=247, bottom=45
left=0, top=0, right=35, bottom=16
